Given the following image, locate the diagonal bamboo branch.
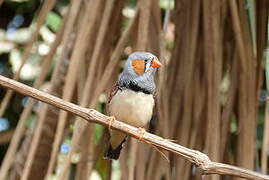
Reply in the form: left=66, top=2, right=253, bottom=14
left=0, top=75, right=268, bottom=180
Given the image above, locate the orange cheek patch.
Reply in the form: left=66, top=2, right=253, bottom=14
left=132, top=60, right=145, bottom=75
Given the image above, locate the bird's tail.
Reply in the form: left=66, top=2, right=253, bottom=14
left=104, top=138, right=126, bottom=160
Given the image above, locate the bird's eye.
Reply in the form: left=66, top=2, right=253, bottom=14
left=145, top=60, right=151, bottom=72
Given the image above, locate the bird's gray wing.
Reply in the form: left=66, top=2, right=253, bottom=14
left=106, top=82, right=121, bottom=114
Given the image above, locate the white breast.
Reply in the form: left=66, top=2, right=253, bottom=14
left=109, top=89, right=155, bottom=128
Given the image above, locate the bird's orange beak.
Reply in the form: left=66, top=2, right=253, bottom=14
left=151, top=58, right=162, bottom=68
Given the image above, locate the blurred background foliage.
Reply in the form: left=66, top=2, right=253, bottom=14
left=0, top=0, right=268, bottom=180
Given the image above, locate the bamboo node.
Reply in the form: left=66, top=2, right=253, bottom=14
left=137, top=127, right=146, bottom=140
left=107, top=116, right=116, bottom=129
left=193, top=151, right=211, bottom=169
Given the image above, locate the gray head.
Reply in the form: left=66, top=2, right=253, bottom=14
left=118, top=52, right=161, bottom=94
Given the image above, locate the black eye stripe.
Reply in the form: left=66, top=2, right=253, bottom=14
left=144, top=59, right=152, bottom=72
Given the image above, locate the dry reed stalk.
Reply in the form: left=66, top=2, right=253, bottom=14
left=174, top=1, right=201, bottom=179
left=157, top=42, right=169, bottom=139
left=145, top=150, right=157, bottom=180
left=57, top=65, right=89, bottom=180
left=168, top=1, right=190, bottom=179
left=17, top=1, right=81, bottom=177
left=229, top=0, right=248, bottom=178
left=146, top=151, right=163, bottom=180
left=45, top=0, right=104, bottom=177
left=0, top=130, right=14, bottom=144
left=19, top=106, right=52, bottom=180
left=23, top=1, right=83, bottom=178
left=86, top=0, right=115, bottom=99
left=97, top=0, right=124, bottom=84
left=148, top=0, right=161, bottom=55
left=255, top=0, right=269, bottom=94
left=136, top=143, right=148, bottom=180
left=0, top=0, right=56, bottom=118
left=219, top=12, right=236, bottom=160
left=228, top=0, right=247, bottom=72
left=17, top=13, right=69, bottom=180
left=56, top=120, right=85, bottom=179
left=77, top=58, right=87, bottom=102
left=203, top=1, right=223, bottom=180
left=74, top=125, right=94, bottom=180
left=262, top=100, right=269, bottom=174
left=72, top=0, right=115, bottom=177
left=235, top=2, right=257, bottom=177
left=168, top=0, right=184, bottom=144
left=9, top=131, right=32, bottom=179
left=257, top=1, right=269, bottom=173
left=128, top=139, right=138, bottom=180
left=136, top=0, right=152, bottom=51
left=191, top=54, right=206, bottom=180
left=118, top=145, right=128, bottom=179
left=1, top=75, right=269, bottom=180
left=220, top=53, right=238, bottom=159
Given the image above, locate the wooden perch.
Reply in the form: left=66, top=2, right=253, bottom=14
left=0, top=75, right=268, bottom=180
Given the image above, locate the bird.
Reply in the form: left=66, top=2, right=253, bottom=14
left=104, top=51, right=162, bottom=160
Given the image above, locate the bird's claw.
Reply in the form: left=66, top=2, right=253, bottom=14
left=107, top=116, right=116, bottom=129
left=137, top=127, right=146, bottom=140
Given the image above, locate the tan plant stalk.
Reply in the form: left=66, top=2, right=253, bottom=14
left=0, top=130, right=14, bottom=144
left=71, top=0, right=111, bottom=177
left=231, top=1, right=257, bottom=176
left=19, top=0, right=82, bottom=178
left=203, top=1, right=223, bottom=180
left=18, top=12, right=68, bottom=180
left=45, top=0, right=104, bottom=177
left=257, top=0, right=269, bottom=174
left=262, top=101, right=269, bottom=173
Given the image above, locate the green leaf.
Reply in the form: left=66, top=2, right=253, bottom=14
left=46, top=12, right=61, bottom=32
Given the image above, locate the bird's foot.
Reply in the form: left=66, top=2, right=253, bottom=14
left=137, top=127, right=146, bottom=140
left=107, top=116, right=116, bottom=129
